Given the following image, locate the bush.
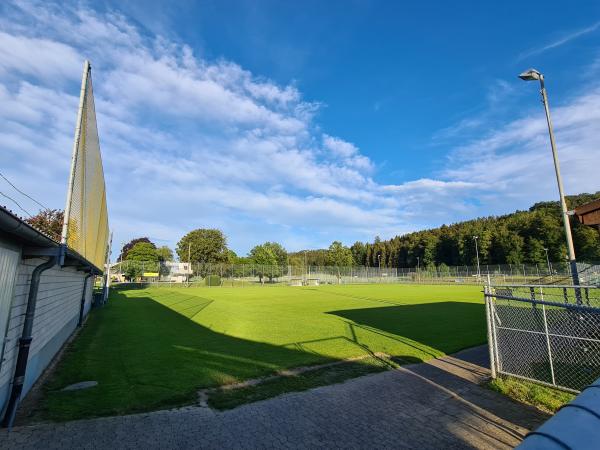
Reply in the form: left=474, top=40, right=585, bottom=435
left=205, top=275, right=221, bottom=286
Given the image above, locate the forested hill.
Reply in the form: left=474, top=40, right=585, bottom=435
left=290, top=192, right=600, bottom=268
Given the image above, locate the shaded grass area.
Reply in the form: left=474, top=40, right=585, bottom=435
left=32, top=284, right=484, bottom=421
left=488, top=376, right=576, bottom=414
left=329, top=302, right=485, bottom=356
left=207, top=356, right=391, bottom=410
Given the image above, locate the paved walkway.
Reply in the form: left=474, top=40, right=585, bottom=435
left=1, top=346, right=548, bottom=449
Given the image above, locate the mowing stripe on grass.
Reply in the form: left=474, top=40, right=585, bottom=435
left=29, top=284, right=485, bottom=422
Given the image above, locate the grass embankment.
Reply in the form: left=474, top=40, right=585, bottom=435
left=33, top=284, right=484, bottom=421
left=489, top=376, right=576, bottom=413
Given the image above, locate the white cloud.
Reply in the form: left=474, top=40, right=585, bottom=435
left=322, top=134, right=374, bottom=171
left=2, top=1, right=597, bottom=256
left=0, top=1, right=406, bottom=252
left=440, top=85, right=600, bottom=214
left=0, top=31, right=81, bottom=81
left=323, top=134, right=358, bottom=158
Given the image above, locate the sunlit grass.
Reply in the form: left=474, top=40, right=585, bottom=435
left=488, top=375, right=575, bottom=413
left=33, top=284, right=485, bottom=421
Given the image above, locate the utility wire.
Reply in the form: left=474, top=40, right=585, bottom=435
left=0, top=171, right=50, bottom=211
left=0, top=190, right=33, bottom=217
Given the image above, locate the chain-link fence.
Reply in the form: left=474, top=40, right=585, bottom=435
left=485, top=284, right=600, bottom=392
left=109, top=260, right=600, bottom=288
left=109, top=261, right=402, bottom=287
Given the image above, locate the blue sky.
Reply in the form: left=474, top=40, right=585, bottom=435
left=1, top=0, right=599, bottom=258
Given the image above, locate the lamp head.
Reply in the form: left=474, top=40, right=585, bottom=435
left=519, top=68, right=542, bottom=81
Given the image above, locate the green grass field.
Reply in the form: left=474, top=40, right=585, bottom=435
left=35, top=284, right=485, bottom=421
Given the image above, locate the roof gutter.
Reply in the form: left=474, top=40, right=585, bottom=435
left=0, top=207, right=57, bottom=248
left=0, top=206, right=103, bottom=273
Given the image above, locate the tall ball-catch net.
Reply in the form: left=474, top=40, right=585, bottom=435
left=61, top=61, right=109, bottom=271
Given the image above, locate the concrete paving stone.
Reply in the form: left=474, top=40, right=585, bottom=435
left=0, top=345, right=549, bottom=449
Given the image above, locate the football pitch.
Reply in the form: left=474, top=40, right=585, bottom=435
left=37, top=284, right=486, bottom=421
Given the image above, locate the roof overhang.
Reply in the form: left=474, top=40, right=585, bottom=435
left=574, top=199, right=600, bottom=227
left=0, top=205, right=103, bottom=274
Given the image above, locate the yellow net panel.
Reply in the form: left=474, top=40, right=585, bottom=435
left=63, top=62, right=109, bottom=271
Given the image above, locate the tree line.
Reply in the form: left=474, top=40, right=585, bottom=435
left=25, top=191, right=599, bottom=271
left=349, top=192, right=600, bottom=269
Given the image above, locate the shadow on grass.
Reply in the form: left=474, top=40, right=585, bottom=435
left=328, top=302, right=486, bottom=355
left=35, top=296, right=485, bottom=422
left=36, top=291, right=334, bottom=421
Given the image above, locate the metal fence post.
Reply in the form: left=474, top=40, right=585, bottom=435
left=489, top=289, right=501, bottom=375
left=541, top=303, right=556, bottom=386
left=484, top=286, right=497, bottom=379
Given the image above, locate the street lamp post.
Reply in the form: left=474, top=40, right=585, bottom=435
left=304, top=250, right=308, bottom=284
left=519, top=68, right=580, bottom=289
left=543, top=247, right=553, bottom=280
left=187, top=242, right=191, bottom=287
left=416, top=256, right=420, bottom=283
left=377, top=254, right=382, bottom=283
left=473, top=236, right=481, bottom=279
left=118, top=241, right=124, bottom=282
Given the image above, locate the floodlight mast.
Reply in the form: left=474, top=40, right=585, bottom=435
left=519, top=68, right=580, bottom=290
left=544, top=247, right=553, bottom=281
left=473, top=236, right=481, bottom=279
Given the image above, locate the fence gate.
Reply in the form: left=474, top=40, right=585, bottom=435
left=485, top=284, right=600, bottom=393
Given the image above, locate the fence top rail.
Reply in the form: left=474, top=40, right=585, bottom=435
left=489, top=284, right=599, bottom=289
left=485, top=292, right=600, bottom=312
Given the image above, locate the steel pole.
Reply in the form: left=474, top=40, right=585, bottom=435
left=474, top=236, right=481, bottom=279
left=544, top=248, right=552, bottom=280
left=103, top=231, right=113, bottom=304
left=304, top=251, right=307, bottom=284
left=61, top=60, right=91, bottom=244
left=539, top=76, right=579, bottom=288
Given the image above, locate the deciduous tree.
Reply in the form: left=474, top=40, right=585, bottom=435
left=119, top=237, right=155, bottom=261
left=25, top=209, right=63, bottom=241
left=156, top=246, right=174, bottom=262
left=327, top=241, right=353, bottom=283
left=249, top=244, right=279, bottom=283
left=176, top=229, right=228, bottom=264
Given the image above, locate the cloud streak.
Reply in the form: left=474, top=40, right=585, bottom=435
left=517, top=20, right=600, bottom=61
